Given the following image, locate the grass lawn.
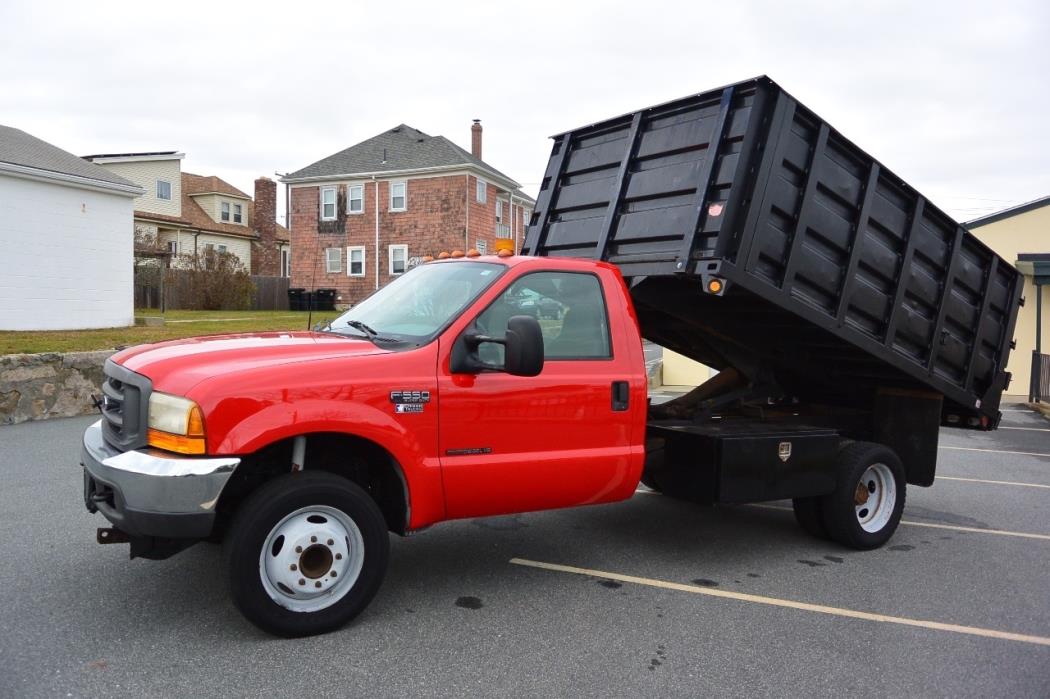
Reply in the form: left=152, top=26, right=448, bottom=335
left=0, top=309, right=343, bottom=355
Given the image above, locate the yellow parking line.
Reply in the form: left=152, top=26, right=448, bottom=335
left=748, top=503, right=1050, bottom=541
left=510, top=558, right=1050, bottom=647
left=939, top=445, right=1050, bottom=458
left=939, top=476, right=1050, bottom=490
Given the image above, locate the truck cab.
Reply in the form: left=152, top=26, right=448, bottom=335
left=82, top=254, right=648, bottom=636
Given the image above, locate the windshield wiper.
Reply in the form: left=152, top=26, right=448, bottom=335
left=344, top=320, right=400, bottom=343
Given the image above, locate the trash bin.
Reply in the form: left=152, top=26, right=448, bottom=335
left=301, top=291, right=316, bottom=312
left=315, top=288, right=337, bottom=311
left=287, top=288, right=305, bottom=311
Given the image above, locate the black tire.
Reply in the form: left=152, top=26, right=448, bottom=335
left=223, top=471, right=390, bottom=637
left=791, top=496, right=828, bottom=539
left=820, top=441, right=906, bottom=550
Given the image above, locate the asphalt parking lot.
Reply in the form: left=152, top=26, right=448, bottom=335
left=2, top=405, right=1048, bottom=698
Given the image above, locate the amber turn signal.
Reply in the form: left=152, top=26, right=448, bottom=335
left=147, top=428, right=206, bottom=455
left=707, top=278, right=724, bottom=294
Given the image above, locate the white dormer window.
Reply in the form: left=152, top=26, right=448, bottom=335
left=157, top=180, right=172, bottom=200
left=389, top=181, right=406, bottom=211
left=320, top=187, right=337, bottom=220
left=233, top=204, right=243, bottom=223
left=476, top=178, right=486, bottom=203
left=348, top=184, right=364, bottom=214
left=221, top=202, right=230, bottom=221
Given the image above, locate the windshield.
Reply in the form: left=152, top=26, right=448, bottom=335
left=327, top=261, right=505, bottom=346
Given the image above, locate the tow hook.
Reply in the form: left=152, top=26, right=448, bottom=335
left=97, top=527, right=131, bottom=544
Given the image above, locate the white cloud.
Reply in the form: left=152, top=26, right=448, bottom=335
left=1, top=0, right=1046, bottom=223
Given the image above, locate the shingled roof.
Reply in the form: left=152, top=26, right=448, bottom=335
left=284, top=124, right=525, bottom=193
left=0, top=125, right=139, bottom=191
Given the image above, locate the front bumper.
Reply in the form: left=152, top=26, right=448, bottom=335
left=81, top=419, right=240, bottom=538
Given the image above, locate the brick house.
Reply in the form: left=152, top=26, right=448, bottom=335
left=281, top=121, right=535, bottom=305
left=85, top=152, right=290, bottom=276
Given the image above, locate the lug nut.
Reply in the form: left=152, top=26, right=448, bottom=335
left=295, top=546, right=303, bottom=554
left=290, top=564, right=297, bottom=571
left=315, top=581, right=322, bottom=588
left=298, top=579, right=305, bottom=586
left=327, top=539, right=334, bottom=546
left=330, top=570, right=337, bottom=577
left=335, top=553, right=342, bottom=560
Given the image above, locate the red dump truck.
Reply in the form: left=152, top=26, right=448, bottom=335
left=81, top=77, right=1022, bottom=636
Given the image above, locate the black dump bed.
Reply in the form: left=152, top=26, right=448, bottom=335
left=522, top=77, right=1023, bottom=427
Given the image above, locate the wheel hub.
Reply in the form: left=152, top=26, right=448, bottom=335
left=299, top=544, right=334, bottom=579
left=854, top=462, right=897, bottom=534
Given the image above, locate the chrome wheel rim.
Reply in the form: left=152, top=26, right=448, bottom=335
left=259, top=505, right=365, bottom=613
left=854, top=462, right=896, bottom=533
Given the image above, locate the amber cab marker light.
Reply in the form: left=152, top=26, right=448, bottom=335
left=450, top=250, right=465, bottom=258
left=707, top=278, right=724, bottom=294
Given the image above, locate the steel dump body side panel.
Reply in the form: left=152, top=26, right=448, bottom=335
left=523, top=77, right=1023, bottom=425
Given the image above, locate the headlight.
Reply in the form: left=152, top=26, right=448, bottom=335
left=147, top=392, right=206, bottom=455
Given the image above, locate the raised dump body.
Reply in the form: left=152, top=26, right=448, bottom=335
left=522, top=76, right=1023, bottom=428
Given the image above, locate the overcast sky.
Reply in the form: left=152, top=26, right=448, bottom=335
left=2, top=0, right=1047, bottom=226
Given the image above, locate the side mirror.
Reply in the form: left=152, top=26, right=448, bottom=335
left=450, top=315, right=545, bottom=376
left=503, top=315, right=544, bottom=376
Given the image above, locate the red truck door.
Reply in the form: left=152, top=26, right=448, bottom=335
left=437, top=269, right=642, bottom=519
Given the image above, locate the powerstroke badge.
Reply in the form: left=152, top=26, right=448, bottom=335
left=390, top=390, right=430, bottom=404
left=395, top=404, right=424, bottom=414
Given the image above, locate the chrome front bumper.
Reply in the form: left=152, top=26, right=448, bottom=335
left=81, top=419, right=240, bottom=538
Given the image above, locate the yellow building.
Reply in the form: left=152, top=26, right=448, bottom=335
left=967, top=197, right=1050, bottom=401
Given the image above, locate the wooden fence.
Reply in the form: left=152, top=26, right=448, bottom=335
left=135, top=273, right=290, bottom=311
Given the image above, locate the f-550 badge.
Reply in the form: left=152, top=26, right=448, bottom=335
left=390, top=390, right=430, bottom=404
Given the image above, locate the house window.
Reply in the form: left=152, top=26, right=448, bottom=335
left=389, top=181, right=407, bottom=211
left=347, top=246, right=366, bottom=277
left=216, top=244, right=228, bottom=253
left=348, top=184, right=364, bottom=214
left=281, top=248, right=290, bottom=277
left=496, top=200, right=503, bottom=224
left=523, top=209, right=530, bottom=228
left=476, top=240, right=487, bottom=255
left=389, top=244, right=408, bottom=275
left=320, top=187, right=337, bottom=220
left=167, top=240, right=178, bottom=254
left=233, top=204, right=243, bottom=223
left=157, top=180, right=172, bottom=200
left=221, top=202, right=230, bottom=221
left=325, top=247, right=342, bottom=273
left=476, top=178, right=487, bottom=203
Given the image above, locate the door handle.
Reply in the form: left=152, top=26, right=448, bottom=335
left=612, top=381, right=629, bottom=411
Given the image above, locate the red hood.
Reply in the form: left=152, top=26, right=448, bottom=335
left=112, top=332, right=388, bottom=395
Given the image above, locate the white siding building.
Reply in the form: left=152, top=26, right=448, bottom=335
left=0, top=125, right=142, bottom=330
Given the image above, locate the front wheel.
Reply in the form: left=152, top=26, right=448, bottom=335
left=820, top=442, right=906, bottom=550
left=224, top=471, right=390, bottom=637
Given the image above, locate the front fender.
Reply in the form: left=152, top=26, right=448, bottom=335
left=210, top=398, right=445, bottom=529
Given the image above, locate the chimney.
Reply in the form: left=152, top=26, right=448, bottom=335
left=252, top=176, right=278, bottom=276
left=471, top=119, right=482, bottom=160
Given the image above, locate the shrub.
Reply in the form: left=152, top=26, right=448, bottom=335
left=169, top=249, right=255, bottom=310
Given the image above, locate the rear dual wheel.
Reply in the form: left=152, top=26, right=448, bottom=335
left=792, top=441, right=906, bottom=550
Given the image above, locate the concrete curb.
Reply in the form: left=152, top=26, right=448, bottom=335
left=1, top=350, right=116, bottom=425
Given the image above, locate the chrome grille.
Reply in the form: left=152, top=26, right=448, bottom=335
left=100, top=358, right=152, bottom=452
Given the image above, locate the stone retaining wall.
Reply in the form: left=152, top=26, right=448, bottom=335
left=0, top=351, right=116, bottom=425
